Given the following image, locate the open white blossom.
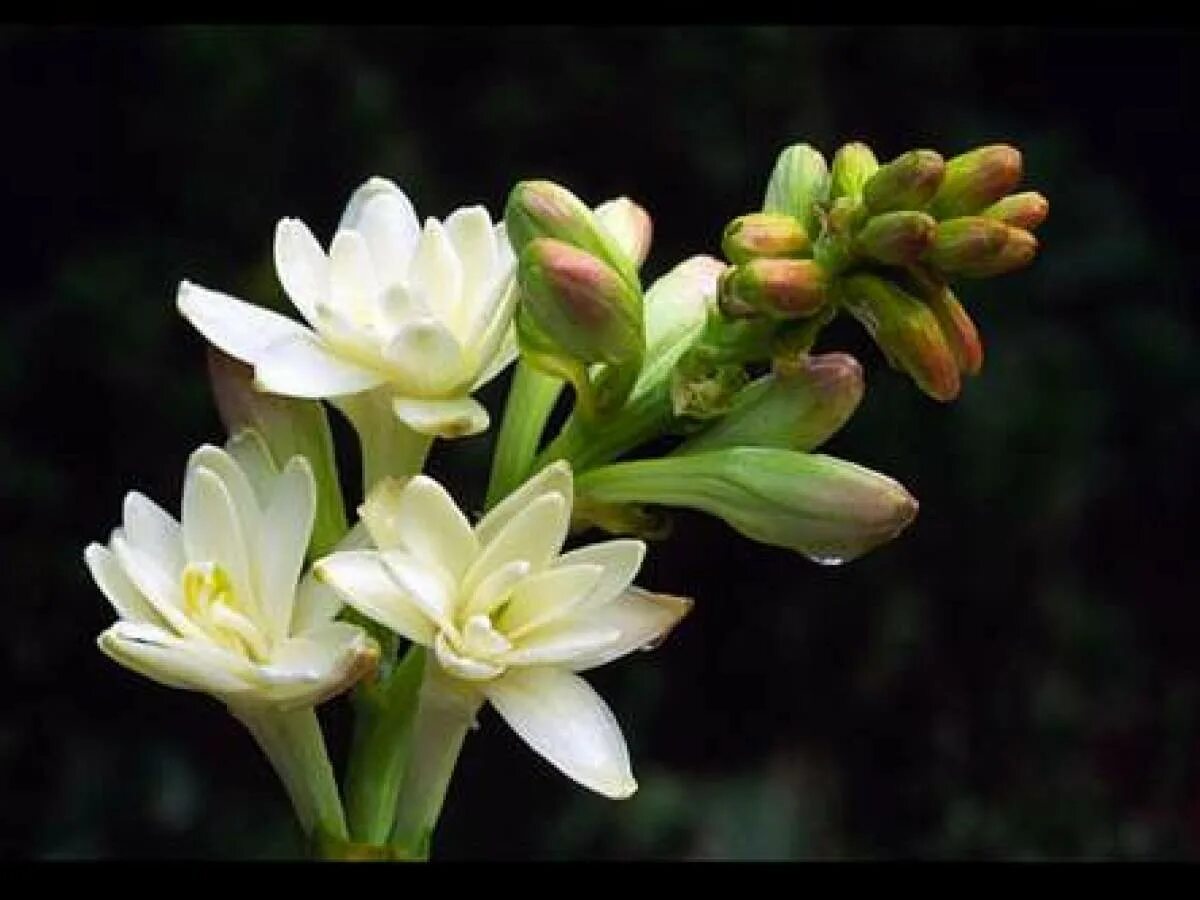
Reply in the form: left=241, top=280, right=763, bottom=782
left=315, top=462, right=691, bottom=799
left=178, top=177, right=518, bottom=439
left=86, top=436, right=377, bottom=709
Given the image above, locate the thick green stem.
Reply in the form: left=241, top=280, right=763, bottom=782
left=389, top=666, right=484, bottom=859
left=230, top=702, right=348, bottom=843
left=343, top=646, right=426, bottom=845
left=485, top=360, right=563, bottom=509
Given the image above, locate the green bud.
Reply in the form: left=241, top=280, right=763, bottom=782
left=927, top=217, right=1038, bottom=278
left=930, top=144, right=1023, bottom=218
left=721, top=213, right=811, bottom=265
left=575, top=448, right=919, bottom=565
left=830, top=142, right=880, bottom=201
left=763, top=143, right=831, bottom=237
left=595, top=196, right=653, bottom=269
left=853, top=211, right=938, bottom=265
left=839, top=273, right=962, bottom=403
left=676, top=352, right=863, bottom=455
left=863, top=149, right=946, bottom=213
left=980, top=191, right=1049, bottom=231
left=505, top=180, right=640, bottom=292
left=718, top=258, right=830, bottom=320
left=905, top=266, right=984, bottom=376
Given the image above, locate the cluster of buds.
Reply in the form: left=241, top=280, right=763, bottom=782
left=715, top=141, right=1048, bottom=401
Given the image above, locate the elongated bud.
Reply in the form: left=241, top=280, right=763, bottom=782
left=930, top=144, right=1023, bottom=218
left=863, top=149, right=946, bottom=213
left=677, top=352, right=864, bottom=454
left=981, top=191, right=1049, bottom=231
left=763, top=143, right=831, bottom=236
left=830, top=142, right=880, bottom=201
left=854, top=211, right=938, bottom=265
left=722, top=213, right=811, bottom=265
left=576, top=448, right=918, bottom=565
left=927, top=217, right=1038, bottom=278
left=505, top=180, right=640, bottom=291
left=906, top=267, right=984, bottom=376
left=839, top=273, right=961, bottom=402
left=718, top=259, right=829, bottom=320
left=595, top=196, right=653, bottom=268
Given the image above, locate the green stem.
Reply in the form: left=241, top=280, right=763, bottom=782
left=230, top=702, right=348, bottom=842
left=343, top=646, right=426, bottom=845
left=389, top=665, right=484, bottom=859
left=484, top=360, right=563, bottom=510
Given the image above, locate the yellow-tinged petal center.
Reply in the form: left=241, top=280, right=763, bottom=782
left=182, top=562, right=271, bottom=663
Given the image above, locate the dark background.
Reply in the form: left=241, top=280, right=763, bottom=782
left=2, top=25, right=1198, bottom=859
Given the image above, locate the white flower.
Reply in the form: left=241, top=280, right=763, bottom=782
left=86, top=434, right=377, bottom=709
left=314, top=462, right=691, bottom=799
left=178, top=177, right=518, bottom=439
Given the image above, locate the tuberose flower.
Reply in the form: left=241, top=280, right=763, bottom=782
left=178, top=177, right=518, bottom=439
left=315, top=462, right=691, bottom=799
left=86, top=435, right=377, bottom=708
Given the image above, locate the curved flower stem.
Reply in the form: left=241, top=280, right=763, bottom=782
left=230, top=702, right=348, bottom=843
left=485, top=360, right=563, bottom=511
left=389, top=665, right=484, bottom=859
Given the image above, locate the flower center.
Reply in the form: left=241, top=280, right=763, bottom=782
left=182, top=562, right=271, bottom=663
left=433, top=613, right=512, bottom=682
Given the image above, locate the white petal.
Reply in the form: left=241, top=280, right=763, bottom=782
left=84, top=543, right=161, bottom=624
left=407, top=218, right=463, bottom=327
left=254, top=332, right=386, bottom=398
left=550, top=587, right=692, bottom=672
left=501, top=625, right=621, bottom=668
left=443, top=205, right=498, bottom=312
left=225, top=429, right=279, bottom=506
left=252, top=622, right=376, bottom=707
left=380, top=549, right=458, bottom=636
left=392, top=395, right=489, bottom=439
left=314, top=550, right=437, bottom=647
left=382, top=317, right=467, bottom=396
left=494, top=221, right=516, bottom=271
left=358, top=477, right=412, bottom=551
left=595, top=197, right=650, bottom=268
left=483, top=667, right=636, bottom=798
left=461, top=493, right=570, bottom=599
left=109, top=530, right=203, bottom=640
left=182, top=465, right=254, bottom=607
left=462, top=559, right=530, bottom=619
left=177, top=280, right=311, bottom=365
left=329, top=229, right=380, bottom=321
left=498, top=563, right=604, bottom=639
left=434, top=631, right=505, bottom=681
left=339, top=179, right=420, bottom=276
left=274, top=218, right=330, bottom=324
left=99, top=621, right=254, bottom=696
left=388, top=475, right=479, bottom=582
left=475, top=460, right=573, bottom=549
left=462, top=272, right=517, bottom=364
left=256, top=456, right=316, bottom=642
left=377, top=282, right=431, bottom=331
left=471, top=319, right=519, bottom=391
left=122, top=492, right=184, bottom=578
left=290, top=523, right=370, bottom=634
left=553, top=539, right=646, bottom=612
left=186, top=445, right=262, bottom=542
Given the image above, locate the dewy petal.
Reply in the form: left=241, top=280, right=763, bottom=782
left=382, top=317, right=467, bottom=396
left=254, top=332, right=386, bottom=398
left=122, top=492, right=184, bottom=579
left=177, top=280, right=312, bottom=365
left=274, top=218, right=331, bottom=325
left=552, top=539, right=646, bottom=613
left=475, top=460, right=573, bottom=550
left=99, top=622, right=255, bottom=696
left=483, top=667, right=637, bottom=799
left=392, top=395, right=490, bottom=439
left=499, top=563, right=605, bottom=639
left=461, top=492, right=570, bottom=598
left=329, top=229, right=380, bottom=320
left=84, top=543, right=162, bottom=625
left=182, top=465, right=255, bottom=604
left=256, top=456, right=316, bottom=643
left=406, top=218, right=464, bottom=328
left=388, top=475, right=480, bottom=582
left=314, top=550, right=437, bottom=647
left=443, top=205, right=498, bottom=312
left=551, top=587, right=693, bottom=673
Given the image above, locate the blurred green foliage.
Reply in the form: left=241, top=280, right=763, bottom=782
left=2, top=26, right=1197, bottom=859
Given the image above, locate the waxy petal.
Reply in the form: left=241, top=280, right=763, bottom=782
left=391, top=395, right=489, bottom=439
left=475, top=460, right=573, bottom=550
left=84, top=543, right=162, bottom=625
left=461, top=492, right=570, bottom=598
left=177, top=280, right=311, bottom=365
left=256, top=456, right=316, bottom=642
left=407, top=218, right=463, bottom=326
left=386, top=475, right=479, bottom=582
left=254, top=332, right=386, bottom=399
left=499, top=563, right=605, bottom=639
left=314, top=550, right=437, bottom=648
left=274, top=218, right=330, bottom=325
left=99, top=621, right=254, bottom=696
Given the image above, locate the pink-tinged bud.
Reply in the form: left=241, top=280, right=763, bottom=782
left=981, top=191, right=1049, bottom=231
left=854, top=211, right=938, bottom=265
left=917, top=277, right=984, bottom=376
left=595, top=196, right=653, bottom=269
left=927, top=217, right=1038, bottom=278
left=839, top=273, right=962, bottom=403
left=863, top=149, right=946, bottom=213
left=930, top=144, right=1023, bottom=218
left=721, top=213, right=811, bottom=265
left=830, top=142, right=880, bottom=201
left=718, top=258, right=830, bottom=320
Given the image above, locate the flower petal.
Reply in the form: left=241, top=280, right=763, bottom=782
left=382, top=317, right=467, bottom=396
left=122, top=492, right=184, bottom=579
left=461, top=492, right=570, bottom=599
left=387, top=475, right=479, bottom=582
left=434, top=631, right=505, bottom=681
left=85, top=543, right=162, bottom=624
left=499, top=563, right=605, bottom=639
left=314, top=550, right=437, bottom=647
left=552, top=539, right=646, bottom=612
left=474, top=460, right=573, bottom=549
left=182, top=465, right=255, bottom=609
left=291, top=523, right=371, bottom=634
left=177, top=280, right=311, bottom=365
left=549, top=587, right=693, bottom=673
left=407, top=218, right=463, bottom=328
left=444, top=205, right=498, bottom=314
left=256, top=456, right=316, bottom=642
left=274, top=218, right=330, bottom=325
left=225, top=429, right=278, bottom=506
left=99, top=621, right=254, bottom=696
left=329, top=229, right=380, bottom=321
left=380, top=549, right=458, bottom=636
left=392, top=395, right=489, bottom=439
left=254, top=332, right=386, bottom=398
left=109, top=530, right=203, bottom=640
left=483, top=667, right=637, bottom=798
left=186, top=445, right=262, bottom=542
left=252, top=621, right=377, bottom=708
left=462, top=559, right=530, bottom=620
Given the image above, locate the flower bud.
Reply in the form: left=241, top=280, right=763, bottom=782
left=721, top=213, right=811, bottom=265
left=980, top=191, right=1049, bottom=231
left=505, top=180, right=640, bottom=291
left=927, top=217, right=1038, bottom=278
left=595, top=196, right=653, bottom=269
left=718, top=259, right=830, bottom=320
left=839, top=273, right=962, bottom=402
left=670, top=357, right=749, bottom=420
left=862, top=149, right=946, bottom=213
left=930, top=144, right=1023, bottom=218
left=830, top=142, right=880, bottom=201
left=575, top=448, right=919, bottom=565
left=677, top=352, right=864, bottom=454
left=853, top=211, right=938, bottom=265
left=907, top=269, right=983, bottom=376
left=763, top=143, right=831, bottom=236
